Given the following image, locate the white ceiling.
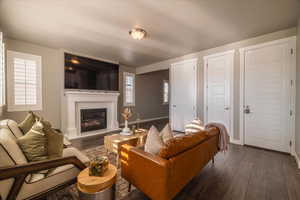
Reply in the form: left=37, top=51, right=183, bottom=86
left=1, top=0, right=300, bottom=67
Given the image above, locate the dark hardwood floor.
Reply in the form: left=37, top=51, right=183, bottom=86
left=121, top=145, right=300, bottom=200
left=70, top=120, right=300, bottom=200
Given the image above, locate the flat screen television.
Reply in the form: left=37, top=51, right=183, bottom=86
left=64, top=53, right=119, bottom=91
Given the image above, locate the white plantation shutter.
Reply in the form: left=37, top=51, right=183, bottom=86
left=163, top=80, right=169, bottom=104
left=7, top=51, right=42, bottom=111
left=123, top=72, right=135, bottom=106
left=0, top=32, right=4, bottom=106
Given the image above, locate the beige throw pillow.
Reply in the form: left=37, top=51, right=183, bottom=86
left=185, top=119, right=204, bottom=135
left=160, top=123, right=173, bottom=144
left=145, top=124, right=174, bottom=155
left=144, top=126, right=165, bottom=155
left=17, top=121, right=48, bottom=162
left=18, top=111, right=39, bottom=134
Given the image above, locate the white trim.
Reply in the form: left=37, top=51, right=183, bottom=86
left=120, top=116, right=169, bottom=126
left=123, top=72, right=135, bottom=107
left=239, top=47, right=245, bottom=146
left=203, top=50, right=235, bottom=141
left=239, top=36, right=296, bottom=152
left=0, top=33, right=5, bottom=109
left=230, top=138, right=243, bottom=145
left=6, top=50, right=43, bottom=112
left=294, top=153, right=300, bottom=169
left=170, top=58, right=198, bottom=131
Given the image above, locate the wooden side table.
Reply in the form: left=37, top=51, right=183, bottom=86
left=77, top=164, right=117, bottom=200
left=104, top=130, right=147, bottom=166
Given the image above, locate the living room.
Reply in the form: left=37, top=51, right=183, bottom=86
left=1, top=1, right=300, bottom=200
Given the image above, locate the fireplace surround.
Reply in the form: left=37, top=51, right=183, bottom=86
left=62, top=91, right=120, bottom=139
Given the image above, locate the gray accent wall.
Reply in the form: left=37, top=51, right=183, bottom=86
left=296, top=19, right=300, bottom=158
left=135, top=70, right=169, bottom=121
left=119, top=69, right=169, bottom=124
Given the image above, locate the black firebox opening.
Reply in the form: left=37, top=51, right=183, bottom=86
left=80, top=108, right=107, bottom=133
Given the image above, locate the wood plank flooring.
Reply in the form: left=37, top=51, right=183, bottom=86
left=121, top=145, right=300, bottom=200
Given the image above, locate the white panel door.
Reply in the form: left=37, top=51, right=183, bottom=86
left=243, top=42, right=292, bottom=152
left=205, top=52, right=233, bottom=136
left=171, top=60, right=197, bottom=132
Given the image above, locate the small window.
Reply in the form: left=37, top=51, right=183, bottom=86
left=7, top=50, right=42, bottom=111
left=0, top=32, right=5, bottom=107
left=163, top=80, right=169, bottom=104
left=123, top=72, right=135, bottom=106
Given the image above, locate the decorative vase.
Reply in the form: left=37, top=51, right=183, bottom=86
left=120, top=108, right=133, bottom=135
left=89, top=156, right=109, bottom=177
left=121, top=119, right=133, bottom=135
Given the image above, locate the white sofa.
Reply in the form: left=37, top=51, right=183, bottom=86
left=0, top=119, right=90, bottom=200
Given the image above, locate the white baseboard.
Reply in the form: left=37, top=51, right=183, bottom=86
left=295, top=152, right=300, bottom=169
left=230, top=138, right=243, bottom=145
left=120, top=116, right=169, bottom=126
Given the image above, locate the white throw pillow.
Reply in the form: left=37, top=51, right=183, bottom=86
left=144, top=126, right=164, bottom=155
left=185, top=119, right=204, bottom=134
left=159, top=123, right=173, bottom=143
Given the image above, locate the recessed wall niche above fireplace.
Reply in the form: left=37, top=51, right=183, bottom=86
left=80, top=108, right=107, bottom=133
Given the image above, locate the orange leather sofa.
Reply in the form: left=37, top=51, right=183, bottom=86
left=120, top=127, right=219, bottom=200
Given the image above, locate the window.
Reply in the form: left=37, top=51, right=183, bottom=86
left=7, top=51, right=42, bottom=111
left=163, top=80, right=169, bottom=104
left=123, top=72, right=135, bottom=106
left=0, top=32, right=5, bottom=107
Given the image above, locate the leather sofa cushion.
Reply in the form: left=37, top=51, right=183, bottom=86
left=158, top=131, right=208, bottom=159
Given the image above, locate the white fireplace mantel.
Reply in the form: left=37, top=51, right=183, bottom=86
left=62, top=91, right=120, bottom=139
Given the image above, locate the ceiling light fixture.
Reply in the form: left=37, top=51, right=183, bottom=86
left=129, top=28, right=147, bottom=40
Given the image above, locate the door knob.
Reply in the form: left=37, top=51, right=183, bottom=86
left=224, top=107, right=230, bottom=110
left=173, top=105, right=176, bottom=108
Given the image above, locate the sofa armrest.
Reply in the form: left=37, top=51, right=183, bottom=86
left=120, top=144, right=170, bottom=200
left=0, top=156, right=86, bottom=181
left=63, top=147, right=90, bottom=165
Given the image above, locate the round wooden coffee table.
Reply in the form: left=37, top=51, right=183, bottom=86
left=77, top=164, right=117, bottom=200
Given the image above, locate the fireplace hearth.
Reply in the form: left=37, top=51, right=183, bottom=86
left=80, top=108, right=107, bottom=133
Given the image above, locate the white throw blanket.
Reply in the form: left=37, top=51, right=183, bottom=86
left=205, top=122, right=230, bottom=152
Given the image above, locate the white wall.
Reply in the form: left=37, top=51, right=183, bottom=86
left=136, top=27, right=297, bottom=140
left=296, top=19, right=300, bottom=159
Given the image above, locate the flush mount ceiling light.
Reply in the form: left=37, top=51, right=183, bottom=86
left=129, top=28, right=147, bottom=40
